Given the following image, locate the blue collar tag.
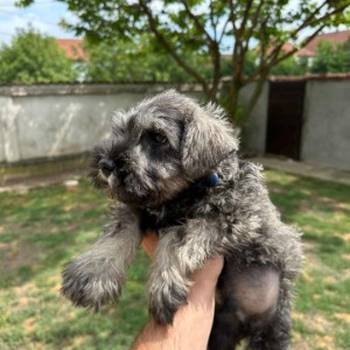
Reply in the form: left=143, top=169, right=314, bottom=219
left=191, top=172, right=220, bottom=191
left=206, top=172, right=220, bottom=187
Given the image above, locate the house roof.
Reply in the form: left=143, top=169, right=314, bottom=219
left=55, top=31, right=348, bottom=61
left=261, top=41, right=296, bottom=56
left=56, top=38, right=87, bottom=61
left=297, top=30, right=350, bottom=57
left=296, top=47, right=314, bottom=58
left=278, top=42, right=295, bottom=54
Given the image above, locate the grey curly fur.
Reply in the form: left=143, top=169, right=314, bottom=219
left=61, top=90, right=303, bottom=349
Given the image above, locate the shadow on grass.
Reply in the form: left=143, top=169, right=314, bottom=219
left=0, top=178, right=150, bottom=349
left=0, top=179, right=108, bottom=289
left=267, top=171, right=350, bottom=270
left=1, top=172, right=349, bottom=349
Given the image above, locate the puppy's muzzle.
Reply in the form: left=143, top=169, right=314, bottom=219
left=99, top=157, right=129, bottom=183
left=99, top=159, right=116, bottom=177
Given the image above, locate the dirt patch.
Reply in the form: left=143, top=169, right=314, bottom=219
left=303, top=240, right=315, bottom=253
left=65, top=335, right=91, bottom=350
left=17, top=342, right=46, bottom=350
left=46, top=274, right=61, bottom=293
left=318, top=196, right=350, bottom=211
left=9, top=282, right=38, bottom=312
left=293, top=312, right=338, bottom=350
left=341, top=269, right=350, bottom=279
left=342, top=254, right=350, bottom=261
left=335, top=313, right=350, bottom=323
left=324, top=276, right=337, bottom=284
left=0, top=241, right=40, bottom=272
left=292, top=340, right=312, bottom=350
left=293, top=312, right=333, bottom=333
left=342, top=233, right=350, bottom=242
left=302, top=240, right=325, bottom=270
left=22, top=317, right=36, bottom=333
left=316, top=335, right=337, bottom=350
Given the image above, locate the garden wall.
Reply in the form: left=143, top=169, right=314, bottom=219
left=244, top=76, right=350, bottom=171
left=301, top=79, right=350, bottom=170
left=0, top=80, right=349, bottom=171
left=238, top=82, right=269, bottom=155
left=0, top=83, right=202, bottom=163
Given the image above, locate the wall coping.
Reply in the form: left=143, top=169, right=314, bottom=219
left=1, top=75, right=349, bottom=97
left=0, top=82, right=204, bottom=97
left=221, top=73, right=350, bottom=83
left=269, top=73, right=350, bottom=82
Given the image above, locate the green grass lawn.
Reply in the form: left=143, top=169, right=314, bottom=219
left=0, top=170, right=349, bottom=350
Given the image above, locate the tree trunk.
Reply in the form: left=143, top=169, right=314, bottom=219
left=218, top=74, right=268, bottom=127
left=223, top=77, right=243, bottom=124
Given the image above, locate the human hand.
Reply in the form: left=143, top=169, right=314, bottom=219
left=132, top=231, right=223, bottom=350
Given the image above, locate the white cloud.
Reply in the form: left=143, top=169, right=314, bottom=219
left=0, top=13, right=53, bottom=43
left=0, top=1, right=76, bottom=44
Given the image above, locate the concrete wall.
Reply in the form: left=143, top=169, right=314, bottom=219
left=301, top=80, right=350, bottom=170
left=0, top=97, right=9, bottom=162
left=1, top=81, right=349, bottom=171
left=239, top=82, right=269, bottom=155
left=239, top=78, right=350, bottom=171
left=0, top=84, right=202, bottom=163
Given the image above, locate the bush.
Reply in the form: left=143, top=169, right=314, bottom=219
left=0, top=27, right=78, bottom=84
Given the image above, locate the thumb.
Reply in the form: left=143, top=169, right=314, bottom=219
left=188, top=256, right=224, bottom=303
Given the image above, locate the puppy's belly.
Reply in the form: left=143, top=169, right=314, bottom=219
left=216, top=262, right=280, bottom=323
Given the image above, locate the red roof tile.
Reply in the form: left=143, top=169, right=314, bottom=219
left=56, top=38, right=87, bottom=61
left=297, top=30, right=350, bottom=57
left=296, top=47, right=314, bottom=58
left=266, top=41, right=296, bottom=56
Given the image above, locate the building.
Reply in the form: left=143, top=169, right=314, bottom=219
left=55, top=38, right=87, bottom=61
left=260, top=30, right=350, bottom=67
left=296, top=30, right=350, bottom=59
left=56, top=38, right=87, bottom=81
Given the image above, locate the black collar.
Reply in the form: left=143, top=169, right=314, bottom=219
left=139, top=172, right=220, bottom=233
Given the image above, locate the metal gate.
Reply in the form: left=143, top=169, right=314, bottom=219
left=266, top=80, right=306, bottom=160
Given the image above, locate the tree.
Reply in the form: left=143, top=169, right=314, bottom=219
left=270, top=57, right=308, bottom=76
left=0, top=28, right=78, bottom=84
left=20, top=1, right=350, bottom=122
left=311, top=39, right=350, bottom=73
left=84, top=35, right=212, bottom=82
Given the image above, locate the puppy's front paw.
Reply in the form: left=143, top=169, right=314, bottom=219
left=61, top=255, right=123, bottom=310
left=149, top=277, right=188, bottom=324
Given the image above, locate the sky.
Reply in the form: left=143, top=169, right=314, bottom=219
left=0, top=0, right=77, bottom=44
left=0, top=0, right=344, bottom=46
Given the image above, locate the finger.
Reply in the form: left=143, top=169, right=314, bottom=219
left=192, top=256, right=224, bottom=284
left=141, top=231, right=159, bottom=257
left=188, top=256, right=224, bottom=305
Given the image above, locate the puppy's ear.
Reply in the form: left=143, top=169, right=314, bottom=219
left=112, top=110, right=129, bottom=138
left=181, top=102, right=239, bottom=179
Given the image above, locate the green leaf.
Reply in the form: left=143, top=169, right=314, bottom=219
left=0, top=27, right=78, bottom=84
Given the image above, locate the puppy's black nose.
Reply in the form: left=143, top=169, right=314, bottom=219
left=99, top=159, right=116, bottom=177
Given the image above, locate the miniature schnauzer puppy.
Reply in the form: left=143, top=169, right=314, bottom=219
left=61, top=90, right=302, bottom=349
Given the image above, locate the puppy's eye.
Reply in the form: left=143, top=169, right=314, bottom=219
left=148, top=131, right=168, bottom=145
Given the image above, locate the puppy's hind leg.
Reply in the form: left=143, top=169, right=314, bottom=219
left=246, top=286, right=292, bottom=350
left=208, top=301, right=244, bottom=350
